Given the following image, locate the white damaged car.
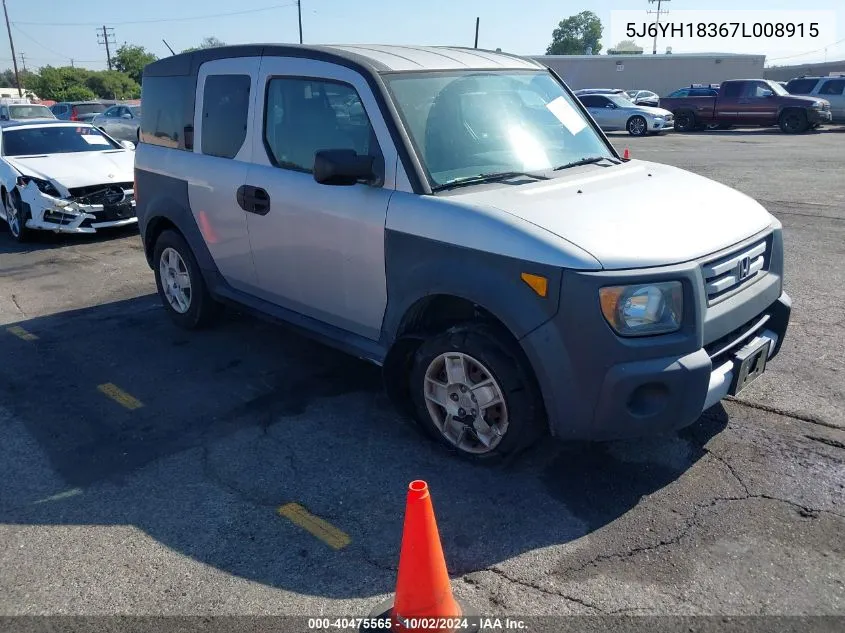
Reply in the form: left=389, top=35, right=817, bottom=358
left=0, top=120, right=137, bottom=242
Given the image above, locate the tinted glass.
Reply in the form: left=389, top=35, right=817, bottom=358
left=129, top=106, right=141, bottom=117
left=74, top=103, right=107, bottom=115
left=668, top=89, right=689, bottom=98
left=201, top=74, right=251, bottom=159
left=785, top=79, right=819, bottom=94
left=2, top=125, right=120, bottom=156
left=819, top=79, right=845, bottom=95
left=579, top=95, right=600, bottom=107
left=8, top=105, right=54, bottom=119
left=385, top=70, right=613, bottom=187
left=103, top=106, right=119, bottom=117
left=722, top=83, right=743, bottom=98
left=263, top=77, right=375, bottom=172
left=139, top=75, right=193, bottom=149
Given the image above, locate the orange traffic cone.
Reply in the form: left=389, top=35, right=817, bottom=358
left=361, top=481, right=480, bottom=633
left=623, top=147, right=630, bottom=160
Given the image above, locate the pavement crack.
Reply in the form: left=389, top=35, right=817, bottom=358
left=486, top=567, right=607, bottom=613
left=9, top=294, right=26, bottom=317
left=199, top=445, right=282, bottom=509
left=707, top=451, right=751, bottom=497
left=804, top=434, right=845, bottom=450
left=725, top=396, right=842, bottom=430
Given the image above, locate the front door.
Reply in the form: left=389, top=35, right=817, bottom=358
left=188, top=56, right=260, bottom=291
left=243, top=57, right=398, bottom=340
left=736, top=81, right=779, bottom=125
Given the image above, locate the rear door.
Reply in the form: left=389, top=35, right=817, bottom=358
left=243, top=56, right=397, bottom=340
left=715, top=82, right=743, bottom=122
left=817, top=78, right=845, bottom=121
left=189, top=56, right=260, bottom=292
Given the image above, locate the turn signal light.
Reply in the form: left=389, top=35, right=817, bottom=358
left=521, top=272, right=548, bottom=297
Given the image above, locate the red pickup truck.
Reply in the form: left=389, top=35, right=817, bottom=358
left=661, top=79, right=833, bottom=134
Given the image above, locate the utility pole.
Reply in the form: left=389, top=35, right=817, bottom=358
left=647, top=0, right=670, bottom=55
left=18, top=51, right=26, bottom=72
left=70, top=58, right=74, bottom=68
left=97, top=25, right=116, bottom=70
left=2, top=0, right=22, bottom=97
left=474, top=17, right=479, bottom=48
left=296, top=0, right=303, bottom=44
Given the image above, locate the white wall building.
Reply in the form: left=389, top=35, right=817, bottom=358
left=531, top=53, right=766, bottom=97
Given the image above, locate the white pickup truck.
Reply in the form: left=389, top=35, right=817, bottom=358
left=134, top=44, right=791, bottom=460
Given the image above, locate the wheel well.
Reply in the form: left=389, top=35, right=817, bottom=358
left=383, top=294, right=521, bottom=418
left=143, top=216, right=179, bottom=266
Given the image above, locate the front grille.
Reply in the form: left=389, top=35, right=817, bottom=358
left=80, top=202, right=136, bottom=227
left=701, top=235, right=771, bottom=304
left=68, top=182, right=134, bottom=205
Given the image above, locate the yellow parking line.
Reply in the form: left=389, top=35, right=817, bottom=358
left=97, top=383, right=144, bottom=410
left=7, top=326, right=38, bottom=341
left=277, top=503, right=351, bottom=550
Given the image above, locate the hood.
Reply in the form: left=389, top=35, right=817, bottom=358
left=448, top=160, right=774, bottom=270
left=5, top=150, right=134, bottom=191
left=628, top=104, right=672, bottom=117
left=783, top=94, right=828, bottom=107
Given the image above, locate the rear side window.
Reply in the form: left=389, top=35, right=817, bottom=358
left=139, top=75, right=194, bottom=150
left=819, top=79, right=845, bottom=96
left=201, top=74, right=251, bottom=159
left=579, top=95, right=601, bottom=107
left=785, top=78, right=819, bottom=94
left=667, top=89, right=690, bottom=98
left=263, top=77, right=376, bottom=173
left=722, top=83, right=743, bottom=98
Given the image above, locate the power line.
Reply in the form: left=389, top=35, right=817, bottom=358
left=646, top=0, right=671, bottom=55
left=11, top=23, right=74, bottom=61
left=767, top=36, right=845, bottom=62
left=12, top=2, right=297, bottom=27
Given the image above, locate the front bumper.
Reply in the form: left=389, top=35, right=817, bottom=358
left=650, top=117, right=673, bottom=131
left=519, top=225, right=790, bottom=441
left=808, top=108, right=833, bottom=124
left=19, top=185, right=137, bottom=234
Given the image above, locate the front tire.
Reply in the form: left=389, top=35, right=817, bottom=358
left=409, top=323, right=546, bottom=461
left=779, top=109, right=809, bottom=134
left=673, top=111, right=696, bottom=132
left=627, top=115, right=648, bottom=136
left=3, top=189, right=29, bottom=243
left=153, top=229, right=222, bottom=329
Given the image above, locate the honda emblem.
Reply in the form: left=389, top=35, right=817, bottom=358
left=737, top=256, right=752, bottom=281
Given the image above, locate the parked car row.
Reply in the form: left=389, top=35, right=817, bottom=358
left=573, top=89, right=673, bottom=136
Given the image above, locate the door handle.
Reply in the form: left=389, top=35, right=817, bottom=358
left=236, top=185, right=271, bottom=215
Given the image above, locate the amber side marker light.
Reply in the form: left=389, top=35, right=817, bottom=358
left=521, top=272, right=548, bottom=297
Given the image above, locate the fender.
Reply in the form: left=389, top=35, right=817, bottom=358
left=380, top=229, right=563, bottom=347
left=135, top=168, right=218, bottom=276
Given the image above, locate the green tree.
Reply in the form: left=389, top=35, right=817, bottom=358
left=29, top=66, right=92, bottom=101
left=546, top=11, right=603, bottom=55
left=181, top=36, right=226, bottom=53
left=114, top=44, right=157, bottom=84
left=85, top=70, right=140, bottom=99
left=62, top=84, right=98, bottom=101
left=608, top=39, right=644, bottom=55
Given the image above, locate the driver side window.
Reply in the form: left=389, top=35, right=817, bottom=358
left=103, top=106, right=119, bottom=118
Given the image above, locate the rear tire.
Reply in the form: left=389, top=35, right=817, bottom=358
left=779, top=109, right=809, bottom=134
left=153, top=229, right=222, bottom=329
left=673, top=111, right=696, bottom=132
left=408, top=323, right=546, bottom=462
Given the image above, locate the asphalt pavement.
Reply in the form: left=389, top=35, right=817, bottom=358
left=0, top=126, right=843, bottom=624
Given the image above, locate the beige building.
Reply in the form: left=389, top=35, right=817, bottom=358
left=531, top=53, right=766, bottom=97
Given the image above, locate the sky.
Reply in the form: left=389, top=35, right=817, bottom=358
left=1, top=0, right=843, bottom=73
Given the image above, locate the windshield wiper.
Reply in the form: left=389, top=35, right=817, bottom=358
left=553, top=156, right=619, bottom=171
left=431, top=171, right=549, bottom=192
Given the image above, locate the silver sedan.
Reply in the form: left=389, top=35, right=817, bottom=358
left=91, top=104, right=141, bottom=142
left=577, top=93, right=673, bottom=136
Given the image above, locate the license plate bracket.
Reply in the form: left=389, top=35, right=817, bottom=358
left=729, top=338, right=772, bottom=396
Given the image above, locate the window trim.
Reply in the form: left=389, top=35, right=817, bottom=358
left=261, top=74, right=384, bottom=179
left=200, top=73, right=252, bottom=160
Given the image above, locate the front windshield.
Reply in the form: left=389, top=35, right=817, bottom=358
left=8, top=105, right=54, bottom=119
left=2, top=125, right=120, bottom=156
left=384, top=70, right=614, bottom=187
left=766, top=81, right=789, bottom=96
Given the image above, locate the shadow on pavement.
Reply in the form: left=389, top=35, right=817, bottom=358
left=0, top=224, right=139, bottom=255
left=0, top=295, right=729, bottom=598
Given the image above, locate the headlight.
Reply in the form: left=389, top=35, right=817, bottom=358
left=812, top=101, right=823, bottom=109
left=16, top=175, right=61, bottom=197
left=599, top=281, right=683, bottom=336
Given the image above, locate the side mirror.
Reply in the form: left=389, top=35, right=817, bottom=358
left=120, top=140, right=136, bottom=151
left=313, top=149, right=376, bottom=186
left=606, top=103, right=616, bottom=109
